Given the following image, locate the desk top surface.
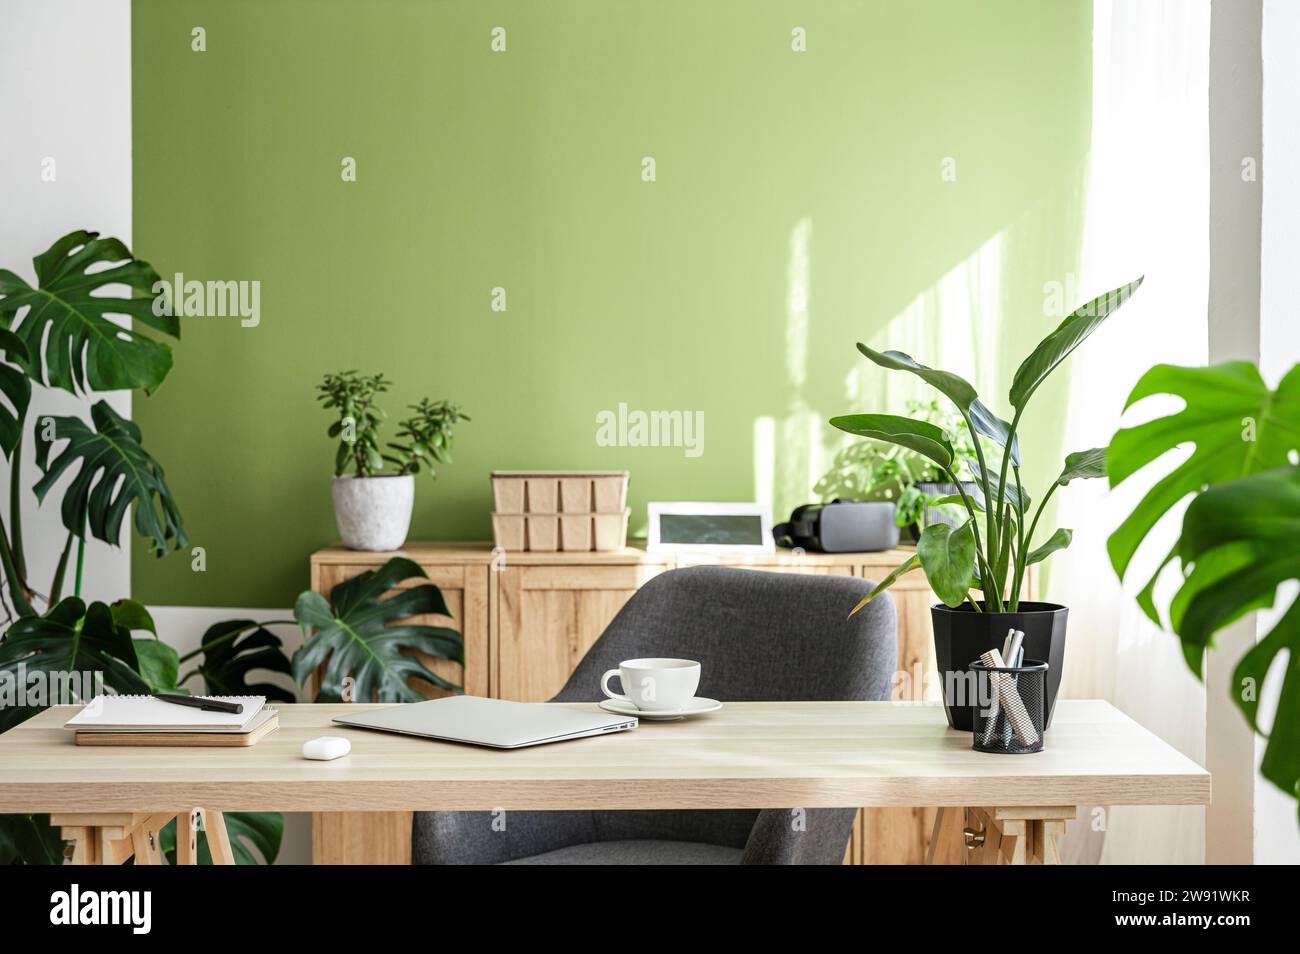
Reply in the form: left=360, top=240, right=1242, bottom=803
left=0, top=700, right=1209, bottom=813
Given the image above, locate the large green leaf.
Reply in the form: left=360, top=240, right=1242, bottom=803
left=187, top=619, right=295, bottom=702
left=133, top=639, right=180, bottom=692
left=1173, top=467, right=1300, bottom=802
left=0, top=597, right=151, bottom=731
left=0, top=328, right=30, bottom=458
left=159, top=810, right=283, bottom=865
left=34, top=399, right=187, bottom=556
left=1233, top=600, right=1300, bottom=803
left=917, top=519, right=977, bottom=607
left=1108, top=362, right=1300, bottom=584
left=292, top=557, right=464, bottom=702
left=856, top=345, right=978, bottom=410
left=1010, top=277, right=1143, bottom=412
left=829, top=413, right=956, bottom=473
left=0, top=230, right=179, bottom=395
left=0, top=813, right=64, bottom=865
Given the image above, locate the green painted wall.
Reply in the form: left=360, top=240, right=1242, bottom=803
left=132, top=0, right=1092, bottom=607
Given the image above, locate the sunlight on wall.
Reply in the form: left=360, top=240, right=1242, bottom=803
left=758, top=217, right=831, bottom=522
left=849, top=231, right=1006, bottom=415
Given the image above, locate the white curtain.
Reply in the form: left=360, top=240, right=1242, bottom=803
left=1052, top=0, right=1211, bottom=864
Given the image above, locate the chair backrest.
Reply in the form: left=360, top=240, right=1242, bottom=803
left=551, top=566, right=896, bottom=852
left=554, top=565, right=897, bottom=705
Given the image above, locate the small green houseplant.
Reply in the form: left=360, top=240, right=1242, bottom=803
left=829, top=278, right=1142, bottom=729
left=1109, top=360, right=1300, bottom=824
left=318, top=371, right=468, bottom=551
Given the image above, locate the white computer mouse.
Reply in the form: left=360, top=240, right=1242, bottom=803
left=302, top=736, right=351, bottom=760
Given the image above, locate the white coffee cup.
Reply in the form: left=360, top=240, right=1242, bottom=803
left=601, top=657, right=701, bottom=712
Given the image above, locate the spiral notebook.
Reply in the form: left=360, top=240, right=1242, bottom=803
left=65, top=695, right=267, bottom=732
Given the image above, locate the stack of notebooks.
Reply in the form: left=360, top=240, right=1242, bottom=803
left=65, top=695, right=279, bottom=747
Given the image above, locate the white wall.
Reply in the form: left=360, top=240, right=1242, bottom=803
left=1256, top=0, right=1300, bottom=865
left=0, top=0, right=132, bottom=608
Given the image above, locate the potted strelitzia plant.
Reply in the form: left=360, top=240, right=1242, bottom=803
left=319, top=371, right=468, bottom=551
left=829, top=278, right=1142, bottom=730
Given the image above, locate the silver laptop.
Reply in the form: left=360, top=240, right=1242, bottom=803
left=332, top=695, right=638, bottom=749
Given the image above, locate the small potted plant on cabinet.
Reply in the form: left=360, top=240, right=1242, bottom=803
left=319, top=371, right=469, bottom=551
left=829, top=278, right=1142, bottom=730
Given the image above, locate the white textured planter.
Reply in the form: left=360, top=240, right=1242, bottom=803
left=331, top=475, right=414, bottom=551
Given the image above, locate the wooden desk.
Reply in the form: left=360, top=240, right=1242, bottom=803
left=311, top=541, right=1040, bottom=864
left=0, top=700, right=1208, bottom=865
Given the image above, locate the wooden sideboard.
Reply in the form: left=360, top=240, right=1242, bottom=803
left=309, top=542, right=1031, bottom=864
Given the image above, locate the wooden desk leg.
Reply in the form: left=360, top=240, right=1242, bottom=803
left=177, top=809, right=202, bottom=865
left=57, top=810, right=220, bottom=865
left=64, top=826, right=99, bottom=864
left=130, top=813, right=175, bottom=865
left=963, top=806, right=1076, bottom=865
left=205, top=810, right=236, bottom=865
left=55, top=813, right=143, bottom=865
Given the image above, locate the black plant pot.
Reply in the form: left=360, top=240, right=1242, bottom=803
left=931, top=602, right=1068, bottom=731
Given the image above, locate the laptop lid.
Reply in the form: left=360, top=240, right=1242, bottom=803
left=332, top=695, right=637, bottom=749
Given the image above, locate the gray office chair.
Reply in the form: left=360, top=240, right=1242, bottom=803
left=412, top=565, right=896, bottom=865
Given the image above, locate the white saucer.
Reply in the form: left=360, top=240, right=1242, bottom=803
left=599, top=697, right=723, bottom=721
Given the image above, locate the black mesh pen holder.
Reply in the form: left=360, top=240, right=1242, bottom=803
left=970, top=660, right=1049, bottom=754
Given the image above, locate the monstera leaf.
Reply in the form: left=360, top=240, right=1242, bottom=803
left=0, top=328, right=30, bottom=458
left=1171, top=467, right=1300, bottom=812
left=34, top=399, right=186, bottom=557
left=292, top=557, right=463, bottom=702
left=0, top=813, right=65, bottom=865
left=0, top=230, right=178, bottom=395
left=159, top=810, right=283, bottom=866
left=1108, top=362, right=1300, bottom=600
left=185, top=619, right=295, bottom=702
left=0, top=598, right=152, bottom=731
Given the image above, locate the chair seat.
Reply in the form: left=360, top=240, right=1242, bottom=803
left=501, top=839, right=743, bottom=865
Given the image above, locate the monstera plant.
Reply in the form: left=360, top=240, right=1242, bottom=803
left=293, top=557, right=464, bottom=701
left=0, top=230, right=285, bottom=864
left=0, top=230, right=183, bottom=616
left=829, top=278, right=1143, bottom=730
left=1109, top=361, right=1300, bottom=822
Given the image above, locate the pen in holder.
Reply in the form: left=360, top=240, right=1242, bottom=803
left=970, top=654, right=1049, bottom=754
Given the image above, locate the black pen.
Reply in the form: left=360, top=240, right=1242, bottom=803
left=154, top=693, right=244, bottom=715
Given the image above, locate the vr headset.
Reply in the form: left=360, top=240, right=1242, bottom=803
left=772, top=500, right=900, bottom=553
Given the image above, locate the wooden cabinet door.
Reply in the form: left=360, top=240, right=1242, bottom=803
left=311, top=560, right=488, bottom=865
left=493, top=563, right=668, bottom=701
